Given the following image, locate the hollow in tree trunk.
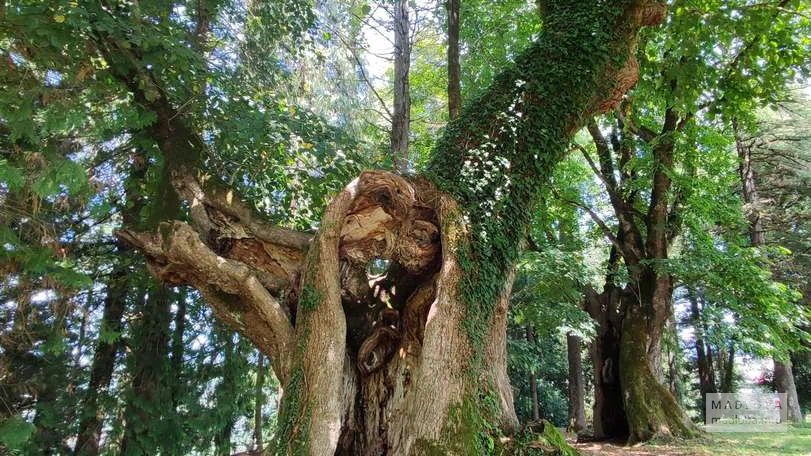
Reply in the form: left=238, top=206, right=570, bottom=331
left=117, top=2, right=670, bottom=453
left=587, top=285, right=628, bottom=440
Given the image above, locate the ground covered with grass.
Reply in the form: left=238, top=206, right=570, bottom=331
left=574, top=424, right=811, bottom=455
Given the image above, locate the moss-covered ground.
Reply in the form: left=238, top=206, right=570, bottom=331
left=574, top=423, right=811, bottom=456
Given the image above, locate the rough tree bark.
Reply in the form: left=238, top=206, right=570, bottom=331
left=586, top=280, right=628, bottom=440
left=566, top=333, right=586, bottom=434
left=118, top=2, right=669, bottom=454
left=391, top=0, right=411, bottom=172
left=734, top=120, right=803, bottom=423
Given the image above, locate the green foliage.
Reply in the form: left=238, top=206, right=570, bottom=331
left=0, top=417, right=36, bottom=453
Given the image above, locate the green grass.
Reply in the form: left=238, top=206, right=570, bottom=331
left=644, top=424, right=811, bottom=456
left=576, top=424, right=811, bottom=455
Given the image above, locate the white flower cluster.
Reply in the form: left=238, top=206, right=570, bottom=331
left=458, top=83, right=529, bottom=241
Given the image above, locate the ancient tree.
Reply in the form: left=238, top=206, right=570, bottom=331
left=119, top=2, right=669, bottom=454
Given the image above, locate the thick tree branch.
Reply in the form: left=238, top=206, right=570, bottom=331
left=116, top=223, right=295, bottom=382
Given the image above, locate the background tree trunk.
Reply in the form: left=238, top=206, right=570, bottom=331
left=29, top=297, right=71, bottom=454
left=254, top=353, right=265, bottom=453
left=774, top=360, right=803, bottom=423
left=719, top=341, right=736, bottom=393
left=688, top=286, right=716, bottom=418
left=527, top=327, right=540, bottom=422
left=391, top=0, right=411, bottom=172
left=214, top=334, right=237, bottom=456
left=567, top=333, right=586, bottom=434
left=446, top=0, right=461, bottom=120
left=73, top=272, right=127, bottom=456
left=120, top=285, right=172, bottom=455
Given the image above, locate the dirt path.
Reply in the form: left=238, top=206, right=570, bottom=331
left=573, top=441, right=705, bottom=455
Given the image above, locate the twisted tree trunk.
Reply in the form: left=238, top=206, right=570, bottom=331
left=117, top=2, right=668, bottom=453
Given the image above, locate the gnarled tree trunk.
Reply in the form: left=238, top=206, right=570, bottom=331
left=117, top=2, right=668, bottom=453
left=619, top=302, right=696, bottom=443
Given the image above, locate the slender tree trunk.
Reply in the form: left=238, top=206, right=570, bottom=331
left=719, top=341, right=736, bottom=393
left=74, top=302, right=89, bottom=369
left=73, top=273, right=128, bottom=456
left=30, top=297, right=72, bottom=455
left=254, top=353, right=265, bottom=453
left=527, top=327, right=540, bottom=422
left=170, top=289, right=187, bottom=408
left=566, top=333, right=586, bottom=434
left=667, top=345, right=681, bottom=402
left=734, top=119, right=802, bottom=423
left=120, top=285, right=173, bottom=455
left=391, top=0, right=411, bottom=172
left=688, top=287, right=716, bottom=407
left=446, top=0, right=461, bottom=120
left=215, top=334, right=237, bottom=456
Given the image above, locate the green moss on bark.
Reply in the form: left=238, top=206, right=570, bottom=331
left=413, top=395, right=580, bottom=456
left=620, top=307, right=699, bottom=443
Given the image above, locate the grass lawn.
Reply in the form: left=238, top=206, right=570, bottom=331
left=574, top=424, right=811, bottom=455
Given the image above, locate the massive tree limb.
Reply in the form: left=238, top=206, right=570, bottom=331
left=116, top=1, right=670, bottom=454
left=116, top=223, right=296, bottom=382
